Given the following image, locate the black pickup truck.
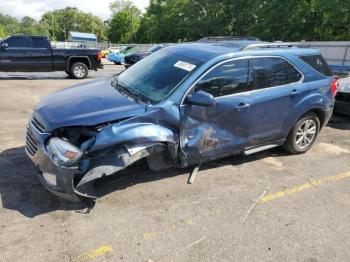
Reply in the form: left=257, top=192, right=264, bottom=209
left=0, top=35, right=102, bottom=79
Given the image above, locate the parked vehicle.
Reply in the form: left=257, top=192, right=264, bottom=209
left=108, top=46, right=136, bottom=65
left=329, top=64, right=350, bottom=76
left=26, top=41, right=336, bottom=202
left=124, top=44, right=166, bottom=68
left=101, top=47, right=120, bottom=58
left=334, top=77, right=350, bottom=115
left=0, top=35, right=102, bottom=79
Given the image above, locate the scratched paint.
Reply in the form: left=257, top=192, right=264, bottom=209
left=261, top=171, right=350, bottom=203
left=73, top=245, right=113, bottom=262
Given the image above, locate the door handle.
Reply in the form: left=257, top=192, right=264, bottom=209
left=290, top=89, right=301, bottom=96
left=234, top=102, right=251, bottom=111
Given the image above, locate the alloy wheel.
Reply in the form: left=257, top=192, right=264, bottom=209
left=74, top=65, right=85, bottom=78
left=295, top=119, right=317, bottom=149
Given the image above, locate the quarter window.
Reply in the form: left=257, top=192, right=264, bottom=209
left=300, top=55, right=332, bottom=76
left=249, top=57, right=302, bottom=90
left=195, top=59, right=250, bottom=97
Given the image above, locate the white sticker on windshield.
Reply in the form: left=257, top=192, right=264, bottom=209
left=174, top=61, right=196, bottom=72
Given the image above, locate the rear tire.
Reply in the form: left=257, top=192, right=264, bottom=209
left=284, top=112, right=320, bottom=154
left=70, top=62, right=88, bottom=79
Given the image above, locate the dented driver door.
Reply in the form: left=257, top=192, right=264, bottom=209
left=179, top=94, right=254, bottom=166
left=179, top=58, right=254, bottom=166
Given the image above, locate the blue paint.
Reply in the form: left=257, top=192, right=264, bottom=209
left=26, top=41, right=335, bottom=201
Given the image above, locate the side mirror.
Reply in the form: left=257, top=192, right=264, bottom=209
left=186, top=91, right=215, bottom=107
left=0, top=42, right=8, bottom=49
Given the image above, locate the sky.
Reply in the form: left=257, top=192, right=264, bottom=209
left=0, top=0, right=150, bottom=20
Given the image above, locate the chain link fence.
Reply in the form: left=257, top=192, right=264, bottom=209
left=51, top=41, right=156, bottom=52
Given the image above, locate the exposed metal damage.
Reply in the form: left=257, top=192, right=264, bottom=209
left=28, top=98, right=241, bottom=201
left=49, top=105, right=181, bottom=200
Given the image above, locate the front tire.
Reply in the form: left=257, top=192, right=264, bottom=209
left=284, top=112, right=320, bottom=154
left=70, top=62, right=88, bottom=79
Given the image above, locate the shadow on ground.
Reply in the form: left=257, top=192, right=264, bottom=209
left=0, top=147, right=85, bottom=218
left=0, top=75, right=80, bottom=80
left=0, top=145, right=289, bottom=218
left=94, top=147, right=289, bottom=199
left=327, top=113, right=350, bottom=130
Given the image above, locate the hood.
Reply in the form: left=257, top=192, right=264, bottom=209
left=34, top=77, right=146, bottom=131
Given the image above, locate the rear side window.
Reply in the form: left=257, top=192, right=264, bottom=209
left=32, top=38, right=50, bottom=48
left=300, top=55, right=332, bottom=76
left=249, top=57, right=302, bottom=90
left=195, top=59, right=250, bottom=97
left=5, top=37, right=31, bottom=48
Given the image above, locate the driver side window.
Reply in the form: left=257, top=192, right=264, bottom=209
left=5, top=37, right=32, bottom=48
left=195, top=59, right=250, bottom=97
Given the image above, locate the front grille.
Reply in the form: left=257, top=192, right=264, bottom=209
left=30, top=117, right=46, bottom=133
left=26, top=128, right=38, bottom=156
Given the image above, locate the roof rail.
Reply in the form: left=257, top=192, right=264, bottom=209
left=197, top=36, right=261, bottom=42
left=241, top=42, right=309, bottom=50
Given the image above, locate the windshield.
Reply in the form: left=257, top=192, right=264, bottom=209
left=120, top=46, right=136, bottom=54
left=117, top=49, right=203, bottom=104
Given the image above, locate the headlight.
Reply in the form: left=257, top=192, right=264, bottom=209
left=46, top=137, right=82, bottom=167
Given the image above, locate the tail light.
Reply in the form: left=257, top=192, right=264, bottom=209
left=330, top=78, right=338, bottom=97
left=97, top=51, right=102, bottom=62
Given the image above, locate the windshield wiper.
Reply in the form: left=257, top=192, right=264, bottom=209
left=112, top=75, right=147, bottom=103
left=127, top=88, right=152, bottom=105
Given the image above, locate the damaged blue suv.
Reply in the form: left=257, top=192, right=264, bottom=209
left=26, top=41, right=337, bottom=202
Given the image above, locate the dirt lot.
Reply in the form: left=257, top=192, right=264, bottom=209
left=1, top=62, right=350, bottom=262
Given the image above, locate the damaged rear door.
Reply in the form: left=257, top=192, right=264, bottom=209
left=180, top=58, right=253, bottom=165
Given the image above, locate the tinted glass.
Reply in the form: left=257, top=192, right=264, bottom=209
left=195, top=59, right=249, bottom=97
left=5, top=37, right=31, bottom=48
left=250, top=57, right=302, bottom=89
left=300, top=55, right=332, bottom=76
left=117, top=49, right=203, bottom=104
left=32, top=38, right=49, bottom=48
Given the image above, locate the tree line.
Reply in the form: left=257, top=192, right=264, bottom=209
left=1, top=0, right=349, bottom=43
left=0, top=7, right=107, bottom=41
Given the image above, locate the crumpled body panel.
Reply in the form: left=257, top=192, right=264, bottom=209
left=74, top=104, right=181, bottom=198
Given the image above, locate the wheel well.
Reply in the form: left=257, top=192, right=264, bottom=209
left=68, top=57, right=91, bottom=70
left=309, top=108, right=326, bottom=128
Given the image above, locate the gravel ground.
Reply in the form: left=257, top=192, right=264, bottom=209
left=1, top=62, right=350, bottom=262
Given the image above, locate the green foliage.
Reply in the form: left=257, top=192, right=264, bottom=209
left=0, top=14, right=20, bottom=37
left=0, top=8, right=106, bottom=41
left=41, top=7, right=107, bottom=41
left=110, top=0, right=134, bottom=13
left=0, top=24, right=6, bottom=38
left=137, top=0, right=350, bottom=43
left=0, top=0, right=349, bottom=43
left=248, top=0, right=350, bottom=41
left=107, top=5, right=141, bottom=43
left=0, top=14, right=51, bottom=38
